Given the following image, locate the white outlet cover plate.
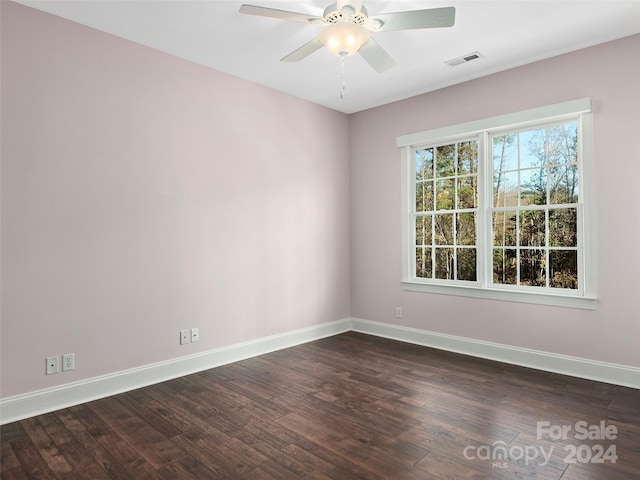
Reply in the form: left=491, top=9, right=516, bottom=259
left=62, top=353, right=75, bottom=371
left=46, top=356, right=58, bottom=375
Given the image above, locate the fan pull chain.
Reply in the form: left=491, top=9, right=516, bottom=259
left=340, top=53, right=346, bottom=100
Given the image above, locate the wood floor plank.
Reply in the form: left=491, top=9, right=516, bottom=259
left=171, top=429, right=266, bottom=477
left=0, top=468, right=29, bottom=480
left=87, top=396, right=188, bottom=469
left=56, top=462, right=114, bottom=480
left=115, top=391, right=185, bottom=440
left=5, top=429, right=58, bottom=479
left=126, top=384, right=232, bottom=440
left=36, top=412, right=76, bottom=446
left=0, top=442, right=21, bottom=473
left=168, top=431, right=231, bottom=478
left=2, top=332, right=639, bottom=479
left=19, top=417, right=73, bottom=475
left=245, top=461, right=302, bottom=480
left=155, top=456, right=222, bottom=480
left=62, top=404, right=147, bottom=479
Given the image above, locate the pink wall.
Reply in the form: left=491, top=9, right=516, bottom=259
left=1, top=2, right=351, bottom=397
left=350, top=34, right=640, bottom=367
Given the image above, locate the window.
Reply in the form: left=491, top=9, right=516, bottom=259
left=491, top=123, right=579, bottom=290
left=415, top=139, right=479, bottom=282
left=399, top=99, right=596, bottom=309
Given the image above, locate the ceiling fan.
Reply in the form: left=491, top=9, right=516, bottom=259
left=239, top=1, right=456, bottom=73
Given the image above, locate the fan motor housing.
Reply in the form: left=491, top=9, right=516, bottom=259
left=323, top=3, right=369, bottom=24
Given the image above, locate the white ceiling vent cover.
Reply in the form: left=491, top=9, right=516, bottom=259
left=445, top=51, right=483, bottom=67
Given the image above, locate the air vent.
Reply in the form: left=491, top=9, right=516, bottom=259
left=445, top=51, right=483, bottom=67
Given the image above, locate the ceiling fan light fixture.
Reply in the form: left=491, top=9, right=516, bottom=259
left=240, top=2, right=456, bottom=73
left=318, top=22, right=371, bottom=57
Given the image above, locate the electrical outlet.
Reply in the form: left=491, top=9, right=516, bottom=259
left=180, top=330, right=190, bottom=345
left=46, top=356, right=59, bottom=375
left=395, top=307, right=402, bottom=319
left=191, top=328, right=199, bottom=342
left=62, top=353, right=75, bottom=371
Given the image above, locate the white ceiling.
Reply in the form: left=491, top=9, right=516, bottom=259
left=14, top=0, right=640, bottom=114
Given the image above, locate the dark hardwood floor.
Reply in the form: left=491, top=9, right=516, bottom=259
left=2, top=332, right=639, bottom=479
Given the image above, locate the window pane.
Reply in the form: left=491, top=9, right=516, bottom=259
left=549, top=164, right=579, bottom=204
left=435, top=144, right=455, bottom=177
left=435, top=248, right=454, bottom=279
left=519, top=210, right=546, bottom=247
left=416, top=181, right=434, bottom=212
left=520, top=168, right=547, bottom=206
left=556, top=123, right=578, bottom=164
left=416, top=247, right=432, bottom=278
left=549, top=208, right=577, bottom=247
left=493, top=211, right=517, bottom=246
left=520, top=249, right=546, bottom=286
left=457, top=140, right=478, bottom=175
left=457, top=176, right=477, bottom=209
left=539, top=123, right=578, bottom=166
left=550, top=250, right=578, bottom=289
left=493, top=134, right=518, bottom=172
left=493, top=248, right=517, bottom=285
left=415, top=215, right=432, bottom=245
left=457, top=212, right=476, bottom=245
left=457, top=248, right=477, bottom=281
left=519, top=128, right=544, bottom=169
left=494, top=171, right=518, bottom=207
left=521, top=122, right=578, bottom=169
left=436, top=179, right=455, bottom=210
left=416, top=148, right=434, bottom=181
left=434, top=214, right=453, bottom=245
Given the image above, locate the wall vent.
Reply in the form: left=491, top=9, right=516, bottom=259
left=445, top=51, right=483, bottom=67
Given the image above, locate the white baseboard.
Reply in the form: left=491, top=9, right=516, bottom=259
left=3, top=317, right=637, bottom=424
left=351, top=318, right=640, bottom=390
left=0, top=318, right=351, bottom=425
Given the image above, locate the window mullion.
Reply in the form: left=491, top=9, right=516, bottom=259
left=545, top=209, right=550, bottom=287
left=477, top=131, right=491, bottom=289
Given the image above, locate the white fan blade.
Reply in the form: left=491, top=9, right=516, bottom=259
left=371, top=7, right=455, bottom=32
left=239, top=5, right=323, bottom=24
left=337, top=1, right=363, bottom=14
left=281, top=38, right=324, bottom=62
left=358, top=38, right=397, bottom=73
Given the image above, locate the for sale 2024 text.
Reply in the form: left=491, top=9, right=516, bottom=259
left=537, top=420, right=618, bottom=465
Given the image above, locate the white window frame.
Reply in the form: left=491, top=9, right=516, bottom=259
left=398, top=99, right=597, bottom=309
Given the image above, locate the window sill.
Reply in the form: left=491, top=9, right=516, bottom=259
left=401, top=281, right=597, bottom=310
